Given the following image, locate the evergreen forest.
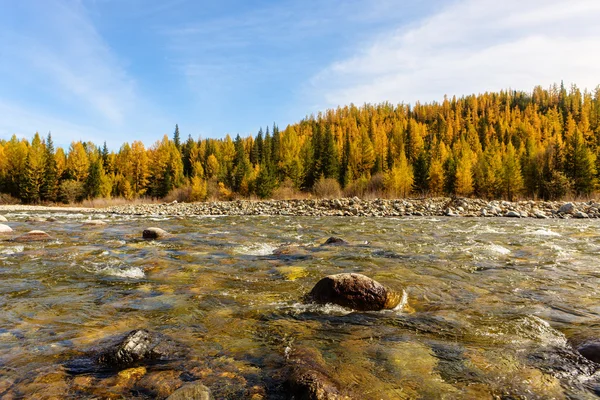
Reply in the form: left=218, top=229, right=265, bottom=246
left=1, top=83, right=599, bottom=204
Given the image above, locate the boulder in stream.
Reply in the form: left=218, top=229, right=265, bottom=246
left=321, top=237, right=348, bottom=246
left=12, top=230, right=52, bottom=242
left=143, top=227, right=171, bottom=239
left=66, top=329, right=187, bottom=373
left=577, top=341, right=600, bottom=363
left=0, top=215, right=7, bottom=222
left=0, top=223, right=12, bottom=234
left=307, top=273, right=402, bottom=311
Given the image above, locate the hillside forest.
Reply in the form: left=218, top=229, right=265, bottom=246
left=1, top=83, right=599, bottom=204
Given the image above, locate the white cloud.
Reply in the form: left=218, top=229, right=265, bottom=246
left=311, top=0, right=600, bottom=108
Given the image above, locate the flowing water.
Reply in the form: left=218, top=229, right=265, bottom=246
left=1, top=213, right=600, bottom=399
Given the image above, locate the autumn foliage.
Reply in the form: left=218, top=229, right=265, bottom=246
left=1, top=83, right=599, bottom=204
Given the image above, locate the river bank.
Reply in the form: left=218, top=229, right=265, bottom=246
left=1, top=197, right=599, bottom=218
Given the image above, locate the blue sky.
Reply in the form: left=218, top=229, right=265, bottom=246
left=1, top=0, right=599, bottom=149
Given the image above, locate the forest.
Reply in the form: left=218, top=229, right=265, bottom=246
left=0, top=83, right=599, bottom=204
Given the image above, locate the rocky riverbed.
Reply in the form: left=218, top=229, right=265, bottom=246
left=90, top=197, right=600, bottom=219
left=1, top=197, right=599, bottom=218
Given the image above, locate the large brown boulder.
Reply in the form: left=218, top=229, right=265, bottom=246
left=12, top=230, right=53, bottom=242
left=307, top=273, right=402, bottom=311
left=142, top=227, right=171, bottom=239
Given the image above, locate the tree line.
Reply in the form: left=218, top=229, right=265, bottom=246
left=1, top=83, right=599, bottom=204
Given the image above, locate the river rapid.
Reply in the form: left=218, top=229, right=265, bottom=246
left=1, top=213, right=600, bottom=399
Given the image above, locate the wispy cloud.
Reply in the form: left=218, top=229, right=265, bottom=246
left=310, top=0, right=600, bottom=108
left=0, top=0, right=172, bottom=147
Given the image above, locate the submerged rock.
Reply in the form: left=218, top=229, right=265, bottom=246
left=143, top=227, right=171, bottom=239
left=167, top=382, right=213, bottom=400
left=321, top=237, right=348, bottom=246
left=96, top=329, right=184, bottom=369
left=66, top=329, right=187, bottom=373
left=12, top=230, right=52, bottom=242
left=0, top=224, right=12, bottom=234
left=577, top=342, right=600, bottom=363
left=286, top=347, right=350, bottom=400
left=273, top=245, right=311, bottom=258
left=307, top=273, right=402, bottom=311
left=135, top=370, right=183, bottom=398
left=26, top=217, right=46, bottom=222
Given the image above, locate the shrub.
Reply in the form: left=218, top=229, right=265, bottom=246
left=343, top=176, right=369, bottom=198
left=313, top=177, right=341, bottom=199
left=272, top=178, right=307, bottom=200
left=59, top=180, right=85, bottom=204
left=0, top=193, right=20, bottom=205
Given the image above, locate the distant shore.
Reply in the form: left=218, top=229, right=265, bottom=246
left=2, top=197, right=597, bottom=219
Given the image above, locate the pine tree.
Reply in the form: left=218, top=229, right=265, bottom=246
left=41, top=132, right=58, bottom=202
left=321, top=126, right=339, bottom=179
left=85, top=157, right=104, bottom=199
left=173, top=124, right=181, bottom=151
left=412, top=151, right=429, bottom=194
left=566, top=129, right=597, bottom=196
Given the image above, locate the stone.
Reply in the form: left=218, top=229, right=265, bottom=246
left=96, top=329, right=184, bottom=369
left=142, top=227, right=171, bottom=239
left=574, top=211, right=589, bottom=219
left=167, top=382, right=214, bottom=400
left=558, top=202, right=576, bottom=214
left=307, top=273, right=402, bottom=311
left=26, top=217, right=46, bottom=222
left=12, top=230, right=52, bottom=242
left=533, top=210, right=548, bottom=219
left=0, top=224, right=13, bottom=234
left=505, top=211, right=521, bottom=218
left=0, top=215, right=7, bottom=222
left=577, top=342, right=600, bottom=363
left=66, top=329, right=187, bottom=374
left=286, top=347, right=350, bottom=400
left=321, top=237, right=348, bottom=246
left=135, top=370, right=182, bottom=398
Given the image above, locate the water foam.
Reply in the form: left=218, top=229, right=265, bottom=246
left=101, top=266, right=145, bottom=279
left=487, top=244, right=511, bottom=255
left=0, top=246, right=24, bottom=255
left=235, top=243, right=279, bottom=256
left=81, top=260, right=145, bottom=279
left=528, top=229, right=561, bottom=237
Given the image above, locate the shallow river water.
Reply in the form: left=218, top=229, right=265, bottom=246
left=2, top=213, right=600, bottom=399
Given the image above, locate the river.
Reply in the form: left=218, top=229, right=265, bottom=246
left=1, top=213, right=600, bottom=399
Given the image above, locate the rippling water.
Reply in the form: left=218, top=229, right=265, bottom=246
left=2, top=214, right=600, bottom=399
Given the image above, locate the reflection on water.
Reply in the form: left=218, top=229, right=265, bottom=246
left=1, top=214, right=600, bottom=398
